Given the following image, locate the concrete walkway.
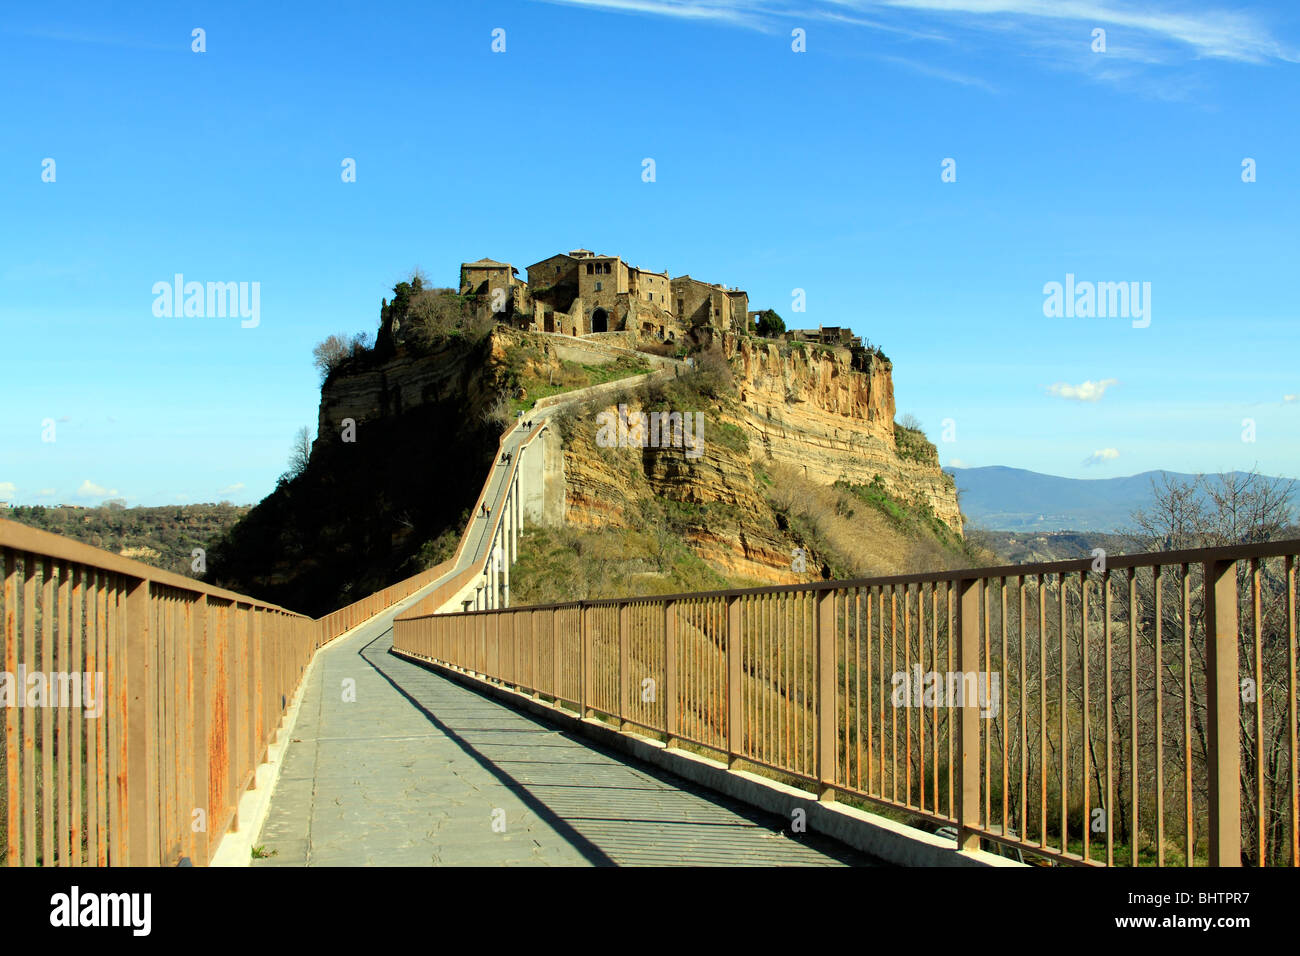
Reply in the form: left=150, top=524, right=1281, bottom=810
left=252, top=606, right=878, bottom=867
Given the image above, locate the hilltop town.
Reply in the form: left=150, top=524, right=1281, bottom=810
left=388, top=247, right=878, bottom=370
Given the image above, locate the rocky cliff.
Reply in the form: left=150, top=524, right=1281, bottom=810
left=559, top=398, right=795, bottom=585
left=728, top=336, right=962, bottom=532
left=551, top=333, right=963, bottom=588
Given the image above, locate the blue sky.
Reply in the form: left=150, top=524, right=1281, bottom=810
left=1, top=0, right=1297, bottom=507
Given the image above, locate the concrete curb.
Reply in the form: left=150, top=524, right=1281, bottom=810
left=391, top=649, right=1022, bottom=868
left=209, top=646, right=319, bottom=867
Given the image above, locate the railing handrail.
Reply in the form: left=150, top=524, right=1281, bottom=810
left=393, top=536, right=1300, bottom=867
left=0, top=517, right=307, bottom=616
left=397, top=535, right=1300, bottom=621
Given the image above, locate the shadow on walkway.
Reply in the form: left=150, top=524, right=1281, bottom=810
left=356, top=628, right=880, bottom=867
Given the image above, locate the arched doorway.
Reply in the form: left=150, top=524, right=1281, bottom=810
left=591, top=308, right=608, bottom=333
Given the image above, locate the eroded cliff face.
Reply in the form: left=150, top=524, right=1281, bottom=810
left=728, top=336, right=962, bottom=533
left=553, top=334, right=963, bottom=587
left=317, top=330, right=522, bottom=438
left=209, top=332, right=524, bottom=617
left=561, top=407, right=796, bottom=585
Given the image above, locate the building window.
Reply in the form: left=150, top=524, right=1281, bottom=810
left=586, top=263, right=594, bottom=275
left=603, top=262, right=611, bottom=274
left=595, top=281, right=602, bottom=291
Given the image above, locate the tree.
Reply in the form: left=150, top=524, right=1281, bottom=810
left=754, top=309, right=785, bottom=338
left=287, top=427, right=311, bottom=479
left=1126, top=470, right=1296, bottom=552
left=312, top=331, right=370, bottom=382
left=1118, top=468, right=1297, bottom=863
left=405, top=287, right=492, bottom=348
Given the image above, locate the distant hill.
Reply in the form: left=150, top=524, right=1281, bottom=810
left=947, top=466, right=1294, bottom=533
left=2, top=503, right=250, bottom=578
left=966, top=529, right=1129, bottom=565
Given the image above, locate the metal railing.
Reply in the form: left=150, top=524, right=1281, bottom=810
left=394, top=538, right=1300, bottom=867
left=0, top=517, right=442, bottom=866
left=314, top=558, right=452, bottom=649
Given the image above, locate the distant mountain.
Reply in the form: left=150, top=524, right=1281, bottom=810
left=946, top=466, right=1290, bottom=533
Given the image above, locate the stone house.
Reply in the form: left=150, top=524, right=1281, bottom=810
left=459, top=258, right=528, bottom=320
left=671, top=276, right=749, bottom=334
left=473, top=247, right=750, bottom=342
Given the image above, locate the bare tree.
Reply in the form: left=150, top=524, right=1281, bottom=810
left=312, top=332, right=371, bottom=382
left=287, top=427, right=311, bottom=479
left=1119, top=468, right=1297, bottom=864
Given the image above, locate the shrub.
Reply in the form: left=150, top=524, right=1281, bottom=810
left=754, top=309, right=785, bottom=338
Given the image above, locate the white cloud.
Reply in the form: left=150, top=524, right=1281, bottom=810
left=534, top=0, right=767, bottom=29
left=948, top=457, right=969, bottom=468
left=35, top=488, right=55, bottom=498
left=1284, top=394, right=1297, bottom=403
left=1083, top=447, right=1120, bottom=466
left=1048, top=378, right=1119, bottom=401
left=77, top=479, right=120, bottom=498
left=0, top=482, right=16, bottom=497
left=531, top=1, right=1296, bottom=64
left=218, top=482, right=246, bottom=495
left=875, top=1, right=1296, bottom=64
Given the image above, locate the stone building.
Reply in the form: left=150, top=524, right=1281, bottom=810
left=787, top=325, right=863, bottom=349
left=670, top=276, right=749, bottom=334
left=785, top=325, right=879, bottom=371
left=576, top=254, right=628, bottom=331
left=459, top=258, right=529, bottom=321
left=470, top=247, right=750, bottom=342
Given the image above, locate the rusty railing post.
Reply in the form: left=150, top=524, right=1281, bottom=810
left=618, top=602, right=630, bottom=728
left=531, top=608, right=541, bottom=698
left=551, top=607, right=560, bottom=702
left=665, top=600, right=678, bottom=747
left=191, top=594, right=211, bottom=865
left=1204, top=558, right=1242, bottom=866
left=124, top=576, right=159, bottom=865
left=728, top=596, right=745, bottom=768
left=581, top=603, right=593, bottom=718
left=956, top=576, right=981, bottom=851
left=816, top=589, right=836, bottom=799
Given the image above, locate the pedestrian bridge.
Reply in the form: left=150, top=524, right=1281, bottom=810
left=247, top=601, right=873, bottom=867
left=2, top=352, right=1298, bottom=866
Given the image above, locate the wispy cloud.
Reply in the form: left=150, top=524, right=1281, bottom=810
left=1048, top=378, right=1119, bottom=401
left=534, top=0, right=771, bottom=30
left=1083, top=447, right=1120, bottom=466
left=218, top=482, right=246, bottom=495
left=0, top=482, right=16, bottom=498
left=872, top=1, right=1297, bottom=64
left=529, top=1, right=1297, bottom=94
